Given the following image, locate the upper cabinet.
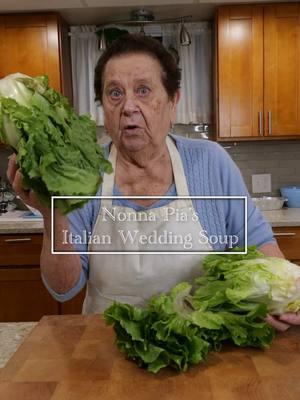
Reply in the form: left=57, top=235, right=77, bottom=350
left=217, top=3, right=300, bottom=140
left=217, top=5, right=263, bottom=139
left=0, top=13, right=72, bottom=102
left=264, top=5, right=300, bottom=136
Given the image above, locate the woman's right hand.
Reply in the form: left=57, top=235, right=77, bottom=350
left=6, top=153, right=49, bottom=216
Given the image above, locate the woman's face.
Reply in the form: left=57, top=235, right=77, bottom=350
left=102, top=53, right=179, bottom=154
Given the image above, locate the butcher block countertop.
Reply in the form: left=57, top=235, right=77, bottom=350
left=0, top=315, right=299, bottom=400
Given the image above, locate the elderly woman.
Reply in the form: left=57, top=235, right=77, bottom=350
left=7, top=34, right=299, bottom=331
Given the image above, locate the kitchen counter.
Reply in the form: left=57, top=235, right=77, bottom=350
left=1, top=208, right=300, bottom=235
left=0, top=211, right=43, bottom=234
left=0, top=314, right=299, bottom=400
left=262, top=208, right=300, bottom=227
left=0, top=220, right=43, bottom=234
left=0, top=322, right=37, bottom=368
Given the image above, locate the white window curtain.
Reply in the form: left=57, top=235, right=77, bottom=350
left=70, top=25, right=139, bottom=126
left=70, top=22, right=212, bottom=126
left=162, top=22, right=212, bottom=124
left=70, top=25, right=104, bottom=125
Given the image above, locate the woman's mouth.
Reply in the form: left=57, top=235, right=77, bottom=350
left=122, top=125, right=143, bottom=135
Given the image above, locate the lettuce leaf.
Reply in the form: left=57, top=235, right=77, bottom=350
left=104, top=248, right=300, bottom=373
left=0, top=73, right=112, bottom=214
left=104, top=275, right=274, bottom=373
left=194, top=246, right=300, bottom=314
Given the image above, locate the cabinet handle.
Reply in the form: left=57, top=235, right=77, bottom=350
left=258, top=111, right=263, bottom=135
left=273, top=232, right=296, bottom=237
left=268, top=111, right=272, bottom=135
left=5, top=238, right=32, bottom=243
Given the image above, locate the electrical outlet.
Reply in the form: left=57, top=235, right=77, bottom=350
left=252, top=174, right=271, bottom=193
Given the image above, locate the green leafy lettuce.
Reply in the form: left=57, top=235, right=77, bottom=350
left=104, top=247, right=300, bottom=373
left=194, top=246, right=300, bottom=315
left=0, top=73, right=112, bottom=214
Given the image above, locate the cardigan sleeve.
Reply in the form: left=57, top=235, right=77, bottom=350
left=42, top=201, right=93, bottom=302
left=214, top=144, right=275, bottom=248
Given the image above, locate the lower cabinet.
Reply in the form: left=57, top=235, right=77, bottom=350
left=59, top=288, right=86, bottom=315
left=0, top=233, right=85, bottom=322
left=273, top=226, right=300, bottom=266
left=0, top=267, right=59, bottom=322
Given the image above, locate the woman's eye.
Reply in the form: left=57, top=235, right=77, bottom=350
left=137, top=86, right=150, bottom=96
left=109, top=88, right=123, bottom=99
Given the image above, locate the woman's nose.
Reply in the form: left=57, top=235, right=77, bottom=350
left=122, top=95, right=140, bottom=116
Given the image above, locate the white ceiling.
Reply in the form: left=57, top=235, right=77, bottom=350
left=0, top=0, right=293, bottom=24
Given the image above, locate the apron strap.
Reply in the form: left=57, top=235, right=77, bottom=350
left=166, top=136, right=190, bottom=197
left=101, top=143, right=117, bottom=209
left=100, top=135, right=190, bottom=208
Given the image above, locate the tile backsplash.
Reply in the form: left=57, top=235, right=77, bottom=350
left=1, top=139, right=300, bottom=197
left=224, top=140, right=300, bottom=197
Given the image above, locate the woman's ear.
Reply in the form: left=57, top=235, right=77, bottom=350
left=176, top=90, right=181, bottom=104
left=170, top=90, right=180, bottom=123
left=172, top=90, right=180, bottom=107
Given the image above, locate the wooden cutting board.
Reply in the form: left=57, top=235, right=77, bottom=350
left=0, top=314, right=299, bottom=400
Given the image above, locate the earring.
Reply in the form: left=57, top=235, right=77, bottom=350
left=170, top=121, right=174, bottom=133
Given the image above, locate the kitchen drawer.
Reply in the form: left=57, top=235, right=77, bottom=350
left=0, top=234, right=43, bottom=266
left=273, top=227, right=300, bottom=261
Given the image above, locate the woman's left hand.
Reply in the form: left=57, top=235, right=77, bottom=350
left=266, top=313, right=300, bottom=332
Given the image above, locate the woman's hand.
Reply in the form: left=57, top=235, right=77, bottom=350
left=7, top=153, right=49, bottom=215
left=266, top=313, right=300, bottom=332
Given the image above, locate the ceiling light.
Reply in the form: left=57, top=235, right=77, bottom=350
left=96, top=9, right=192, bottom=46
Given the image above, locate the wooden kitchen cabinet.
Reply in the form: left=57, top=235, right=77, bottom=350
left=217, top=3, right=300, bottom=140
left=0, top=233, right=59, bottom=322
left=0, top=233, right=43, bottom=267
left=0, top=267, right=59, bottom=322
left=273, top=226, right=300, bottom=265
left=264, top=4, right=300, bottom=136
left=0, top=12, right=72, bottom=149
left=217, top=5, right=263, bottom=139
left=0, top=12, right=72, bottom=99
left=60, top=287, right=86, bottom=315
left=0, top=233, right=85, bottom=321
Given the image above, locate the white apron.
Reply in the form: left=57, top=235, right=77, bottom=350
left=82, top=136, right=212, bottom=314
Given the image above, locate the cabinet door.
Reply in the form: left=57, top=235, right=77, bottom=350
left=60, top=287, right=86, bottom=315
left=218, top=6, right=263, bottom=139
left=264, top=4, right=300, bottom=136
left=0, top=14, right=61, bottom=92
left=0, top=267, right=59, bottom=322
